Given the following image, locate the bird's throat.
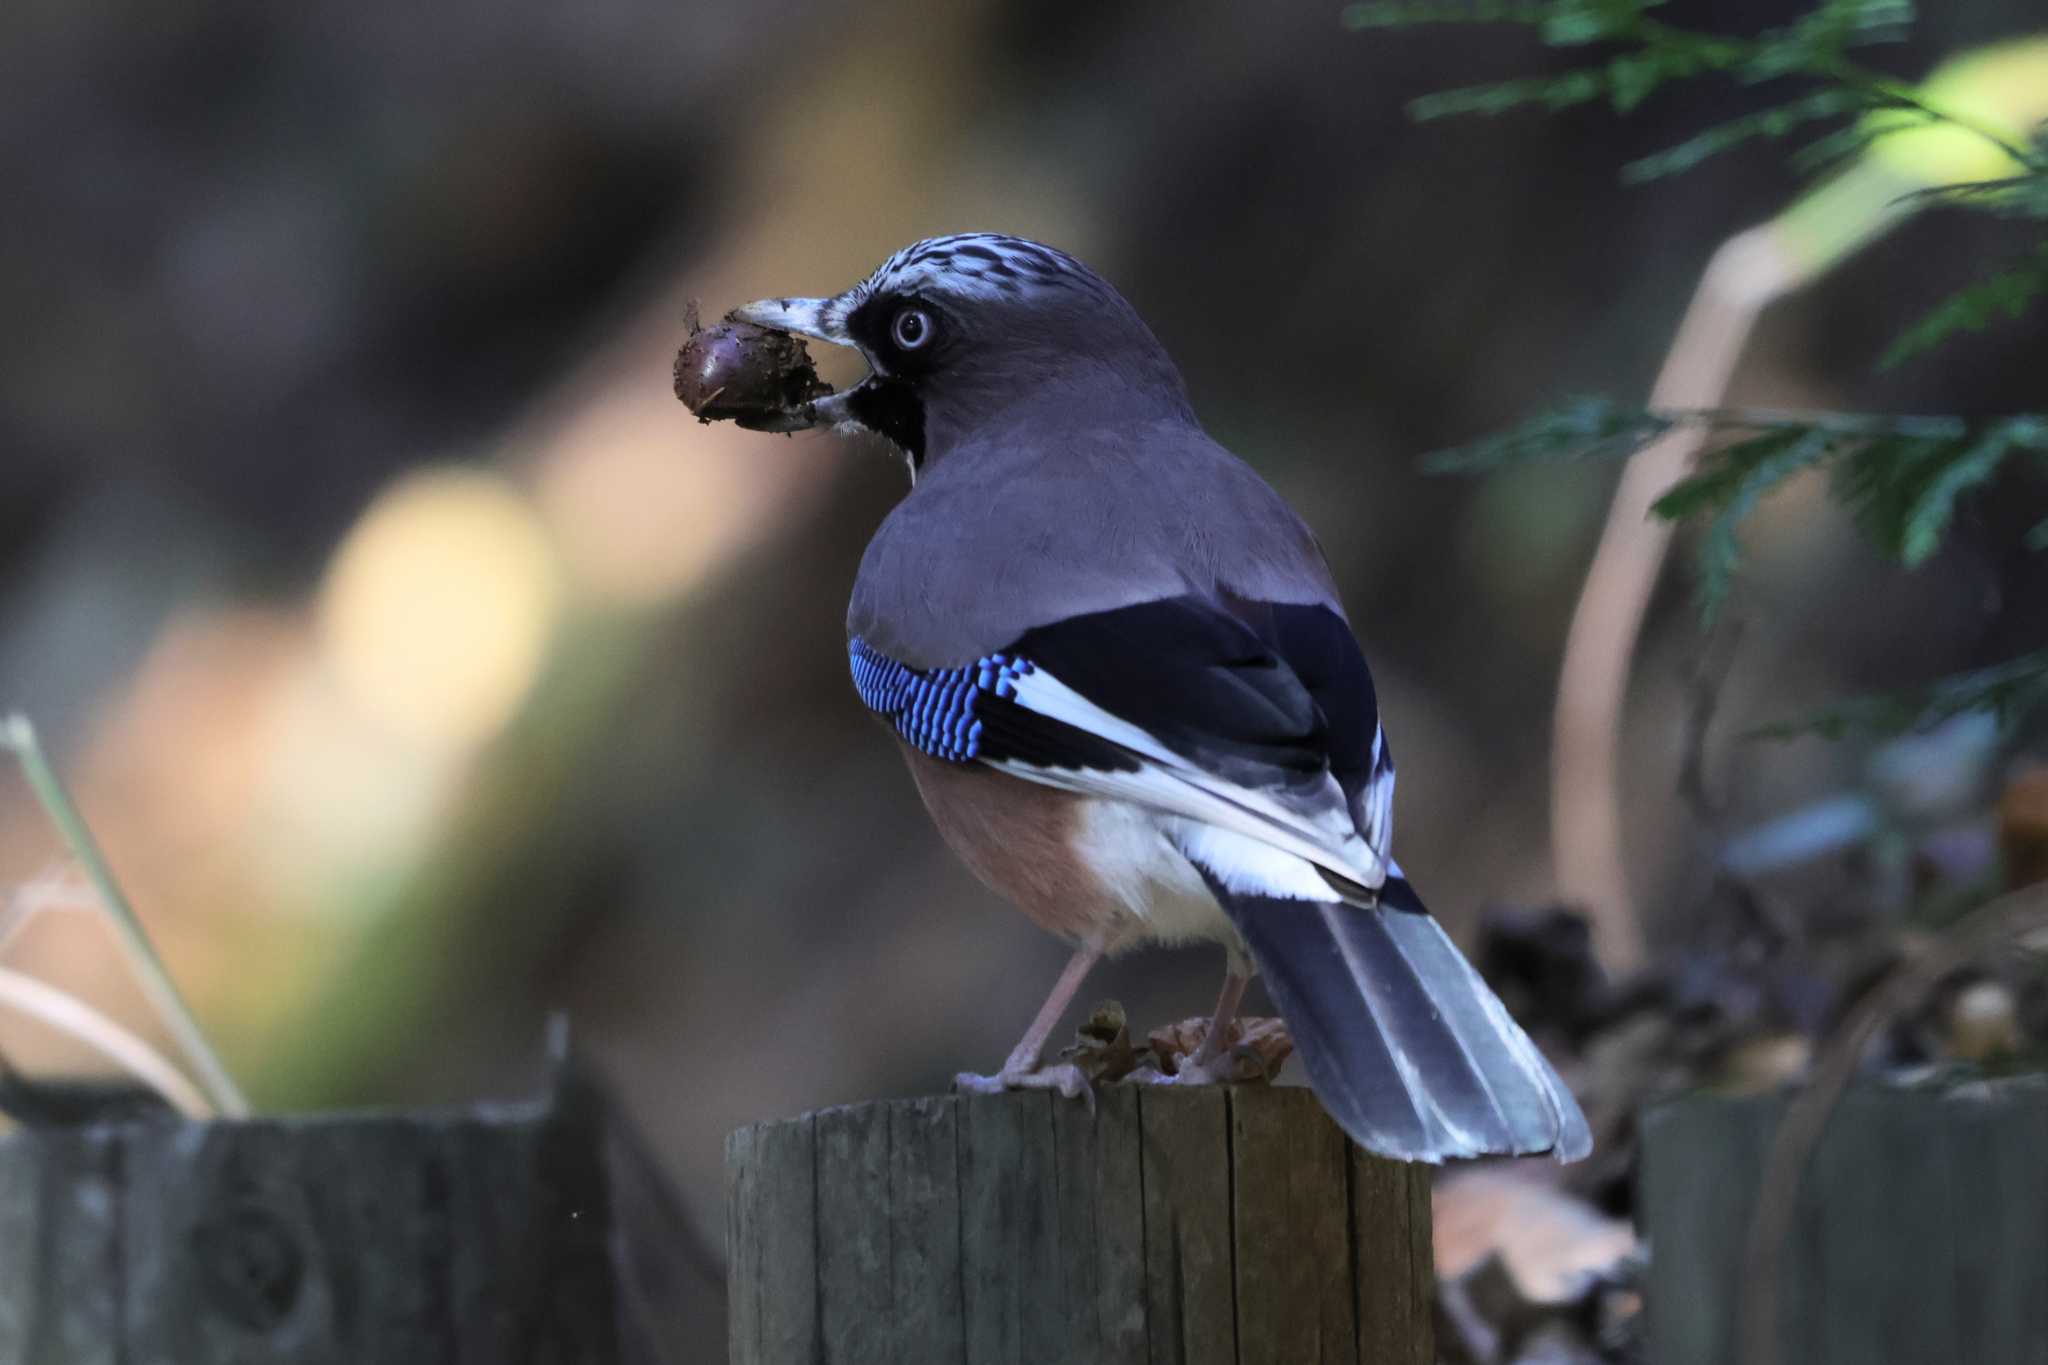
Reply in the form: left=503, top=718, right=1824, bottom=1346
left=844, top=377, right=926, bottom=472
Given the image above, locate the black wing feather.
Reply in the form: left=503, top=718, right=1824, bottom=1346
left=998, top=596, right=1355, bottom=797
left=851, top=594, right=1386, bottom=862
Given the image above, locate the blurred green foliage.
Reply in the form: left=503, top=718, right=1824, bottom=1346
left=1348, top=0, right=1921, bottom=150
left=1747, top=648, right=2048, bottom=740
left=1432, top=402, right=2047, bottom=627
left=1882, top=240, right=2048, bottom=368
left=1362, top=0, right=2048, bottom=736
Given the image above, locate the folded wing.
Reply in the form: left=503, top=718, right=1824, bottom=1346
left=852, top=595, right=1390, bottom=898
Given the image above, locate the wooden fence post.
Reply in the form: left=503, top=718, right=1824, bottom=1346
left=726, top=1086, right=1434, bottom=1365
left=0, top=1055, right=721, bottom=1363
left=1640, top=1078, right=2048, bottom=1365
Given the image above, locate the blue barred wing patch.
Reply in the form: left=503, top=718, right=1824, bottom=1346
left=848, top=637, right=1035, bottom=763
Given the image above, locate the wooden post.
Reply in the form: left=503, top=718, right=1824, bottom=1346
left=1640, top=1078, right=2048, bottom=1365
left=0, top=1056, right=720, bottom=1363
left=725, top=1087, right=1434, bottom=1365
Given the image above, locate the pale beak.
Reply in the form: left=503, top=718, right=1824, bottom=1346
left=728, top=294, right=855, bottom=347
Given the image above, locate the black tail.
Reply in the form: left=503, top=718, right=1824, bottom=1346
left=1206, top=873, right=1591, bottom=1164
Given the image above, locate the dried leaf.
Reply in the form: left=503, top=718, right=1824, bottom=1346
left=1060, top=1000, right=1148, bottom=1083
left=1145, top=1014, right=1294, bottom=1082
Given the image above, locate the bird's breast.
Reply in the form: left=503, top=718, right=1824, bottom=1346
left=897, top=743, right=1229, bottom=949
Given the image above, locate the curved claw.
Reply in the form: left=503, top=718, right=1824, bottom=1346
left=953, top=1063, right=1096, bottom=1112
left=1121, top=1042, right=1270, bottom=1088
left=953, top=1070, right=1010, bottom=1097
left=1123, top=1067, right=1218, bottom=1088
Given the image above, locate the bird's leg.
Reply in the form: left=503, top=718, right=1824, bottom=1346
left=1127, top=956, right=1257, bottom=1087
left=954, top=939, right=1103, bottom=1103
left=1185, top=968, right=1250, bottom=1071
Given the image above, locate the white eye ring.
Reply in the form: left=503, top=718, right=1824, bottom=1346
left=891, top=306, right=933, bottom=350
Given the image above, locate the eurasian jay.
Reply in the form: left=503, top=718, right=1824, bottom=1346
left=731, top=234, right=1589, bottom=1163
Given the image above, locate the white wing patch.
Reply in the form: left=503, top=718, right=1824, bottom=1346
left=1163, top=819, right=1337, bottom=902
left=987, top=666, right=1389, bottom=898
left=1359, top=722, right=1396, bottom=858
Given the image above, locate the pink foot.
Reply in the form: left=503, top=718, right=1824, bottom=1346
left=1136, top=1014, right=1294, bottom=1086
left=1124, top=1047, right=1259, bottom=1087
left=954, top=1062, right=1095, bottom=1109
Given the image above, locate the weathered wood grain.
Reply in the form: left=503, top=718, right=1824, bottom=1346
left=1640, top=1093, right=1766, bottom=1365
left=962, top=1088, right=1084, bottom=1364
left=815, top=1102, right=892, bottom=1363
left=0, top=1125, right=123, bottom=1365
left=887, top=1095, right=964, bottom=1358
left=1350, top=1142, right=1434, bottom=1365
left=1230, top=1087, right=1355, bottom=1365
left=1138, top=1088, right=1235, bottom=1365
left=728, top=1088, right=1434, bottom=1365
left=1054, top=1085, right=1147, bottom=1364
left=726, top=1111, right=816, bottom=1365
left=1948, top=1079, right=2048, bottom=1361
left=0, top=1062, right=710, bottom=1364
left=1813, top=1091, right=1956, bottom=1364
left=1642, top=1077, right=2048, bottom=1365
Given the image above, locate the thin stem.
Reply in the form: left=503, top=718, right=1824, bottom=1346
left=0, top=966, right=214, bottom=1120
left=0, top=870, right=100, bottom=957
left=0, top=889, right=35, bottom=959
left=1, top=714, right=250, bottom=1118
left=1549, top=223, right=1796, bottom=972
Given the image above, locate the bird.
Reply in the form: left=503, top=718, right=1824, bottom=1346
left=732, top=233, right=1590, bottom=1163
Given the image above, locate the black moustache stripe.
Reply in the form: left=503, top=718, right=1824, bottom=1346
left=846, top=379, right=926, bottom=468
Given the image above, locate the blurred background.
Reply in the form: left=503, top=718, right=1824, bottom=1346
left=2, top=0, right=2045, bottom=1349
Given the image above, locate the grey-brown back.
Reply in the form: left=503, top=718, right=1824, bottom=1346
left=847, top=416, right=1343, bottom=666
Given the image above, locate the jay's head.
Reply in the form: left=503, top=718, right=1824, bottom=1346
left=733, top=234, right=1191, bottom=470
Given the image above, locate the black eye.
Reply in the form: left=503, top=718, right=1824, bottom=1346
left=891, top=306, right=933, bottom=350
